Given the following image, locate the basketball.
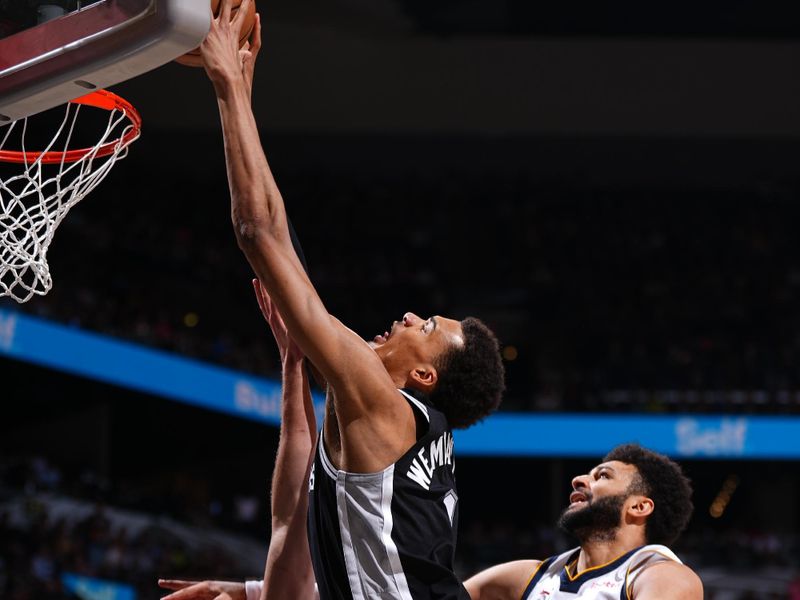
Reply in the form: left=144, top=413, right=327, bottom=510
left=174, top=0, right=257, bottom=68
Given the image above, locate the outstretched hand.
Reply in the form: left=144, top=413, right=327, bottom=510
left=157, top=579, right=244, bottom=600
left=201, top=0, right=262, bottom=95
left=253, top=279, right=304, bottom=364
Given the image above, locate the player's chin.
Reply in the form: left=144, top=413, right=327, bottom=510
left=565, top=500, right=588, bottom=513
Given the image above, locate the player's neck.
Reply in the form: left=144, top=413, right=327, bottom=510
left=576, top=529, right=645, bottom=573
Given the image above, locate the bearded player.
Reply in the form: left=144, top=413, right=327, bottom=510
left=465, top=444, right=703, bottom=600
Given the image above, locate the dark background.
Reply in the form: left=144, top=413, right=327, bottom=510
left=3, top=1, right=800, bottom=598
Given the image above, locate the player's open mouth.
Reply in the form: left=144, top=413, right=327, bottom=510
left=374, top=323, right=395, bottom=345
left=373, top=331, right=390, bottom=345
left=373, top=320, right=400, bottom=345
left=569, top=491, right=588, bottom=507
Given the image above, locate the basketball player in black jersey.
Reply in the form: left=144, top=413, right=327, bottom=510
left=193, top=2, right=505, bottom=599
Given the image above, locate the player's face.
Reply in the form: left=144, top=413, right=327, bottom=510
left=557, top=461, right=641, bottom=539
left=371, top=312, right=464, bottom=378
left=566, top=460, right=640, bottom=511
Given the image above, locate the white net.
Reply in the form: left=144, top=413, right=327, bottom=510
left=0, top=93, right=140, bottom=303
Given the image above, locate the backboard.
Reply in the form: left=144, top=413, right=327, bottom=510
left=0, top=0, right=210, bottom=123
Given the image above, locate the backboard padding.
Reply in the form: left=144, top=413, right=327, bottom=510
left=0, top=0, right=210, bottom=122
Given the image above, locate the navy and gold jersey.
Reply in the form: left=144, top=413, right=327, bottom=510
left=307, top=389, right=469, bottom=600
left=522, top=544, right=682, bottom=600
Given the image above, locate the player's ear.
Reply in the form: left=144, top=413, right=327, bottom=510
left=409, top=366, right=438, bottom=392
left=627, top=496, right=654, bottom=519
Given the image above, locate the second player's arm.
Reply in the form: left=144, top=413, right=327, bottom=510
left=261, top=355, right=315, bottom=598
left=463, top=560, right=541, bottom=600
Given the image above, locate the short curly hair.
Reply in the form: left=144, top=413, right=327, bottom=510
left=603, top=444, right=693, bottom=546
left=429, top=317, right=505, bottom=429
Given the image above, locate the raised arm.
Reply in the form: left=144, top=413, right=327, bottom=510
left=253, top=280, right=316, bottom=599
left=200, top=0, right=338, bottom=373
left=158, top=282, right=317, bottom=600
left=200, top=0, right=412, bottom=470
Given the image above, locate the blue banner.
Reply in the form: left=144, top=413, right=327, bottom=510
left=0, top=308, right=325, bottom=425
left=454, top=413, right=800, bottom=459
left=3, top=308, right=800, bottom=459
left=62, top=573, right=136, bottom=600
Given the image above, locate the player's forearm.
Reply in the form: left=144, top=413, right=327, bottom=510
left=214, top=84, right=348, bottom=380
left=271, top=359, right=314, bottom=525
left=214, top=87, right=337, bottom=372
left=279, top=357, right=312, bottom=437
left=463, top=560, right=541, bottom=600
left=215, top=84, right=288, bottom=254
left=261, top=552, right=318, bottom=600
left=265, top=376, right=316, bottom=600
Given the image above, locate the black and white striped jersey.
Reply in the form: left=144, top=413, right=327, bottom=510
left=307, top=389, right=469, bottom=600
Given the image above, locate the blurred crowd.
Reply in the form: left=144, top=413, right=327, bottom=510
left=5, top=162, right=800, bottom=413
left=0, top=501, right=243, bottom=600
left=0, top=457, right=254, bottom=600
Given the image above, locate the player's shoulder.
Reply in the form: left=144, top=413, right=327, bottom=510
left=630, top=543, right=680, bottom=561
left=630, top=558, right=703, bottom=599
left=399, top=388, right=433, bottom=421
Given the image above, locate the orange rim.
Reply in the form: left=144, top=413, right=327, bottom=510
left=0, top=89, right=141, bottom=165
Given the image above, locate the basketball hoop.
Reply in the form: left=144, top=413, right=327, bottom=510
left=0, top=90, right=141, bottom=303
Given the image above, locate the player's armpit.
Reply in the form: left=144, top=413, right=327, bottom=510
left=463, top=560, right=541, bottom=600
left=630, top=561, right=703, bottom=600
